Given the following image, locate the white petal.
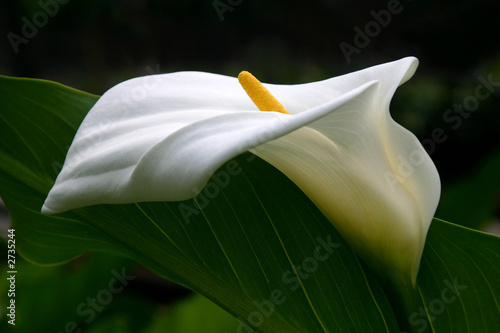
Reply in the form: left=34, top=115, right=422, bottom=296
left=251, top=57, right=440, bottom=284
left=265, top=56, right=418, bottom=114
left=42, top=75, right=375, bottom=214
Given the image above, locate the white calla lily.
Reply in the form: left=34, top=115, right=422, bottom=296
left=42, top=57, right=440, bottom=286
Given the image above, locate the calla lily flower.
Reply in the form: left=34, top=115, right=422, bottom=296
left=42, top=57, right=440, bottom=287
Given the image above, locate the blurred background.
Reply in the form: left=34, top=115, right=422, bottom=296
left=1, top=0, right=499, bottom=331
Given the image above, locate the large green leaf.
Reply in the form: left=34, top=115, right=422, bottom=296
left=416, top=219, right=500, bottom=333
left=0, top=240, right=237, bottom=333
left=0, top=75, right=498, bottom=332
left=0, top=250, right=155, bottom=332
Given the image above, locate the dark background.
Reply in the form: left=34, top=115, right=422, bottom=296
left=1, top=0, right=499, bottom=330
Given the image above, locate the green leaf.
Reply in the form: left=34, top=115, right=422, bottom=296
left=144, top=293, right=241, bottom=333
left=1, top=75, right=499, bottom=332
left=0, top=250, right=155, bottom=333
left=415, top=219, right=500, bottom=333
left=0, top=75, right=116, bottom=264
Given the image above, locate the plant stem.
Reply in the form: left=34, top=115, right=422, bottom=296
left=381, top=277, right=429, bottom=333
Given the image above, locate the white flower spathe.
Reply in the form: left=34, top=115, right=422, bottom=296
left=42, top=57, right=440, bottom=285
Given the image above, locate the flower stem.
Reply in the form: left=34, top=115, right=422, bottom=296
left=381, top=277, right=429, bottom=333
